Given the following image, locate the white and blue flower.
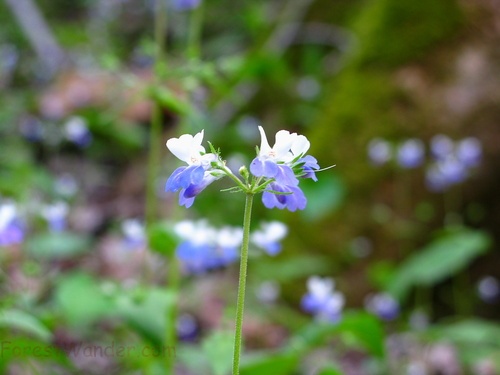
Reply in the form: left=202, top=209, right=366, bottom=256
left=165, top=130, right=224, bottom=208
left=250, top=126, right=319, bottom=211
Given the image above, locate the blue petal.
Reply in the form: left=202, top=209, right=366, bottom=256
left=262, top=183, right=307, bottom=212
left=250, top=158, right=279, bottom=178
left=275, top=165, right=298, bottom=186
left=179, top=189, right=195, bottom=208
left=165, top=167, right=187, bottom=192
left=190, top=165, right=205, bottom=185
left=262, top=191, right=280, bottom=209
left=176, top=165, right=205, bottom=188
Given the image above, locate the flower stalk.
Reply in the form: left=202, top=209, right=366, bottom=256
left=232, top=193, right=254, bottom=375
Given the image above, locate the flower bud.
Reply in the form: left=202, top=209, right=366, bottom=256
left=239, top=165, right=249, bottom=180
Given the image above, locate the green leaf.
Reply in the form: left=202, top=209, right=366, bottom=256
left=388, top=228, right=492, bottom=299
left=300, top=174, right=345, bottom=221
left=288, top=311, right=385, bottom=358
left=240, top=351, right=299, bottom=375
left=427, top=319, right=500, bottom=347
left=202, top=331, right=234, bottom=375
left=254, top=255, right=331, bottom=282
left=336, top=312, right=385, bottom=358
left=147, top=222, right=180, bottom=258
left=54, top=273, right=113, bottom=327
left=116, top=287, right=176, bottom=348
left=0, top=309, right=52, bottom=342
left=24, top=232, right=91, bottom=259
left=150, top=86, right=190, bottom=115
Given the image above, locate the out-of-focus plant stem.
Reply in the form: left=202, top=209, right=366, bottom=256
left=187, top=2, right=204, bottom=61
left=143, top=2, right=178, bottom=374
left=145, top=0, right=167, bottom=225
left=232, top=193, right=254, bottom=375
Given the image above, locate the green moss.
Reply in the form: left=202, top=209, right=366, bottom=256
left=352, top=0, right=462, bottom=67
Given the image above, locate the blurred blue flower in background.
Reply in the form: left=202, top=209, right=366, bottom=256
left=251, top=221, right=287, bottom=256
left=41, top=201, right=69, bottom=232
left=172, top=0, right=201, bottom=11
left=477, top=276, right=499, bottom=303
left=176, top=313, right=199, bottom=342
left=121, top=219, right=146, bottom=250
left=54, top=174, right=78, bottom=198
left=367, top=138, right=392, bottom=166
left=0, top=200, right=24, bottom=247
left=64, top=116, right=92, bottom=147
left=397, top=139, right=425, bottom=169
left=301, top=276, right=345, bottom=323
left=365, top=292, right=400, bottom=321
left=174, top=220, right=242, bottom=274
left=426, top=157, right=468, bottom=192
left=430, top=134, right=454, bottom=160
left=456, top=137, right=482, bottom=167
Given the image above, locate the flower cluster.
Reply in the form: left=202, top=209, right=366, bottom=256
left=250, top=126, right=319, bottom=211
left=0, top=200, right=24, bottom=247
left=426, top=135, right=482, bottom=192
left=300, top=276, right=345, bottom=323
left=367, top=135, right=482, bottom=192
left=173, top=219, right=288, bottom=274
left=165, top=126, right=320, bottom=211
left=173, top=220, right=243, bottom=274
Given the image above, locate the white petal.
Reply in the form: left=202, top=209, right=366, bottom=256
left=166, top=131, right=206, bottom=164
left=291, top=135, right=310, bottom=157
left=258, top=126, right=272, bottom=156
left=273, top=130, right=296, bottom=159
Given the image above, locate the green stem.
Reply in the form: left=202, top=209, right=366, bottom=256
left=187, top=1, right=203, bottom=61
left=145, top=0, right=167, bottom=225
left=165, top=257, right=180, bottom=374
left=232, top=193, right=254, bottom=375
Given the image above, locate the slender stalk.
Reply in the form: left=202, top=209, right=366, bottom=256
left=232, top=193, right=254, bottom=375
left=165, top=257, right=180, bottom=374
left=145, top=0, right=167, bottom=225
left=187, top=1, right=204, bottom=61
